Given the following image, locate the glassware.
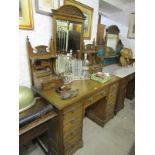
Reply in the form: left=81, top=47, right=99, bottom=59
left=71, top=59, right=82, bottom=79
left=64, top=53, right=73, bottom=84
left=82, top=53, right=90, bottom=79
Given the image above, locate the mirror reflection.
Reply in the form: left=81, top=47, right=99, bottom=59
left=56, top=20, right=82, bottom=54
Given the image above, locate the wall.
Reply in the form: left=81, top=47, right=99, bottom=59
left=19, top=0, right=99, bottom=87
left=19, top=0, right=53, bottom=87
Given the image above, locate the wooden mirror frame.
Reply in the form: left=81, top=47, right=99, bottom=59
left=105, top=25, right=120, bottom=52
left=52, top=5, right=85, bottom=58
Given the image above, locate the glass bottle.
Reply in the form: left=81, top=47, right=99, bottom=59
left=82, top=53, right=90, bottom=79
left=64, top=53, right=72, bottom=84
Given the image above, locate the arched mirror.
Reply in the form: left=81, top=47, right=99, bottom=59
left=105, top=25, right=120, bottom=53
left=52, top=5, right=85, bottom=58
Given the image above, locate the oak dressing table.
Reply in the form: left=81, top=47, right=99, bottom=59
left=32, top=76, right=120, bottom=155
left=25, top=4, right=135, bottom=155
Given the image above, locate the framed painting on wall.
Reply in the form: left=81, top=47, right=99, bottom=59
left=19, top=0, right=34, bottom=30
left=35, top=0, right=63, bottom=16
left=127, top=13, right=135, bottom=39
left=65, top=0, right=93, bottom=39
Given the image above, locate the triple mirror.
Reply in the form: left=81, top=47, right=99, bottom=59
left=52, top=5, right=85, bottom=58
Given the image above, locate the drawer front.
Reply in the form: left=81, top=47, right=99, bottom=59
left=107, top=83, right=119, bottom=105
left=64, top=135, right=81, bottom=153
left=63, top=115, right=82, bottom=133
left=84, top=88, right=108, bottom=108
left=64, top=127, right=81, bottom=143
left=109, top=82, right=119, bottom=94
left=63, top=102, right=82, bottom=114
left=63, top=106, right=83, bottom=124
left=63, top=103, right=83, bottom=133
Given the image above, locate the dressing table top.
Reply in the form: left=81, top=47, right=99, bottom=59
left=33, top=76, right=120, bottom=110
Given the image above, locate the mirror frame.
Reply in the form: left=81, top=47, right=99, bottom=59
left=52, top=5, right=85, bottom=58
left=105, top=25, right=120, bottom=52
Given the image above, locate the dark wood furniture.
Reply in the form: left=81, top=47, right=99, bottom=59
left=86, top=77, right=119, bottom=126
left=115, top=72, right=135, bottom=114
left=19, top=99, right=58, bottom=155
left=33, top=76, right=120, bottom=154
left=126, top=73, right=135, bottom=99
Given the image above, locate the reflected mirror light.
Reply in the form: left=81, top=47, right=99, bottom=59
left=56, top=20, right=81, bottom=54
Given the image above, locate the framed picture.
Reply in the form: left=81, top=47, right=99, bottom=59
left=35, top=0, right=62, bottom=16
left=19, top=0, right=34, bottom=30
left=65, top=0, right=93, bottom=39
left=127, top=13, right=135, bottom=39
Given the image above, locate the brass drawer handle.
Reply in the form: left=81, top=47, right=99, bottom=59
left=70, top=118, right=76, bottom=124
left=71, top=144, right=75, bottom=149
left=68, top=107, right=76, bottom=113
left=88, top=97, right=93, bottom=103
left=101, top=91, right=106, bottom=96
left=70, top=130, right=76, bottom=136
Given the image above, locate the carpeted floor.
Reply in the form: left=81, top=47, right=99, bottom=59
left=20, top=98, right=135, bottom=155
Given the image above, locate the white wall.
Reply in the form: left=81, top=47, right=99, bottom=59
left=19, top=0, right=99, bottom=87
left=101, top=16, right=135, bottom=57
left=19, top=0, right=53, bottom=87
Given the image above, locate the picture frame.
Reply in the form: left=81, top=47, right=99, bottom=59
left=65, top=0, right=93, bottom=39
left=127, top=13, right=135, bottom=39
left=35, top=0, right=62, bottom=16
left=19, top=0, right=34, bottom=30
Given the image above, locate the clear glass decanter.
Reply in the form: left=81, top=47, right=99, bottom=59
left=64, top=53, right=73, bottom=84
left=82, top=53, right=90, bottom=79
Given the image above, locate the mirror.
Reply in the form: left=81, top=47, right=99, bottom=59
left=106, top=25, right=120, bottom=53
left=52, top=5, right=85, bottom=58
left=56, top=20, right=82, bottom=55
left=106, top=33, right=118, bottom=52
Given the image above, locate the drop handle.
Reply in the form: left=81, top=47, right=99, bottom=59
left=101, top=91, right=105, bottom=96
left=68, top=108, right=76, bottom=113
left=70, top=118, right=76, bottom=124
left=88, top=97, right=93, bottom=103
left=70, top=130, right=76, bottom=136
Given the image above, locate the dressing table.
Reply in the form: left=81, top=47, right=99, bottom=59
left=26, top=4, right=134, bottom=155
left=33, top=76, right=120, bottom=155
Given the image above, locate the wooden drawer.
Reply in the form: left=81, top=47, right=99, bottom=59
left=63, top=103, right=83, bottom=133
left=64, top=127, right=81, bottom=143
left=107, top=83, right=119, bottom=105
left=64, top=135, right=81, bottom=153
left=63, top=116, right=82, bottom=133
left=107, top=94, right=117, bottom=105
left=84, top=88, right=108, bottom=108
left=63, top=102, right=82, bottom=114
left=63, top=105, right=83, bottom=124
left=109, top=83, right=119, bottom=94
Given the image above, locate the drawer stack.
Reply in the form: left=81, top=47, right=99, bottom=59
left=62, top=102, right=83, bottom=155
left=107, top=83, right=119, bottom=111
left=86, top=82, right=119, bottom=127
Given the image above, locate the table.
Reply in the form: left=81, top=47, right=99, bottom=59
left=19, top=99, right=58, bottom=155
left=33, top=76, right=121, bottom=155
